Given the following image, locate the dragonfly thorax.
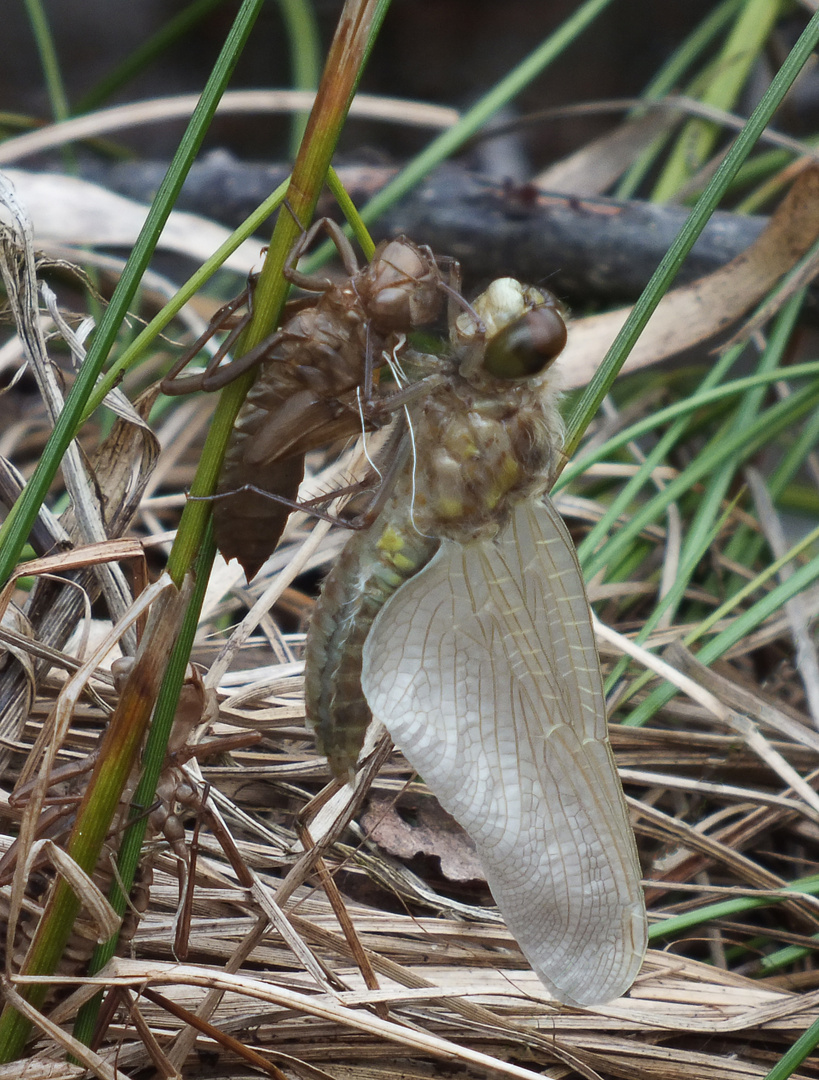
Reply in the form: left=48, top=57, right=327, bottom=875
left=406, top=367, right=563, bottom=542
left=401, top=276, right=567, bottom=543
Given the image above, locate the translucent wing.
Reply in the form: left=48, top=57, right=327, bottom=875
left=361, top=497, right=647, bottom=1006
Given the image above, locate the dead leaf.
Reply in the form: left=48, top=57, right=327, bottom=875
left=557, top=165, right=819, bottom=388
left=362, top=792, right=484, bottom=883
left=1, top=169, right=261, bottom=273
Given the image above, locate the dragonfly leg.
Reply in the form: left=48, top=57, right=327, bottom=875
left=284, top=214, right=361, bottom=291
left=340, top=418, right=414, bottom=529
left=198, top=322, right=293, bottom=390
left=160, top=285, right=253, bottom=394
left=188, top=483, right=371, bottom=530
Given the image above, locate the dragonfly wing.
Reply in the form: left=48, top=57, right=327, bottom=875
left=361, top=497, right=646, bottom=1006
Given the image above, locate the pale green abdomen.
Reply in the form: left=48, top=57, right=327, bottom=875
left=304, top=488, right=439, bottom=777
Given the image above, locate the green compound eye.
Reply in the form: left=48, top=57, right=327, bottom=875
left=483, top=305, right=568, bottom=380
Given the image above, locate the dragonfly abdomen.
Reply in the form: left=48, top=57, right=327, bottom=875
left=304, top=485, right=439, bottom=778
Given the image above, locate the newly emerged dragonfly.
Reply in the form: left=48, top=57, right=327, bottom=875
left=305, top=278, right=647, bottom=1006
left=162, top=218, right=450, bottom=580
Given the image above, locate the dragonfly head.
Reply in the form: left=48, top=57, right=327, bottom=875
left=455, top=277, right=568, bottom=383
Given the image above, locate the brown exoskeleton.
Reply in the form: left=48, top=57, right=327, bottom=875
left=162, top=218, right=455, bottom=580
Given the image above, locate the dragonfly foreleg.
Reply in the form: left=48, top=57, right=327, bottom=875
left=283, top=214, right=361, bottom=291
left=161, top=284, right=255, bottom=395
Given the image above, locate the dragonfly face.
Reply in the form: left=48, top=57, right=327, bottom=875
left=305, top=278, right=648, bottom=1006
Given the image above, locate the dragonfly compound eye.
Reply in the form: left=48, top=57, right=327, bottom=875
left=482, top=304, right=568, bottom=380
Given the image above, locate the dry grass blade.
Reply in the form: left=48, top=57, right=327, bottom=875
left=4, top=463, right=815, bottom=1075
left=3, top=267, right=819, bottom=1077
left=5, top=5, right=819, bottom=1078
left=4, top=524, right=819, bottom=1070
left=0, top=178, right=136, bottom=655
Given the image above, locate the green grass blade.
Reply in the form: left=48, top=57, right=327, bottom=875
left=649, top=875, right=819, bottom=941
left=570, top=341, right=746, bottom=565
left=23, top=0, right=70, bottom=122
left=625, top=528, right=819, bottom=727
left=84, top=178, right=290, bottom=418
left=564, top=8, right=819, bottom=455
left=0, top=0, right=267, bottom=1059
left=762, top=1015, right=819, bottom=1080
left=616, top=0, right=745, bottom=199
left=78, top=3, right=393, bottom=1056
left=0, top=0, right=267, bottom=588
left=651, top=0, right=784, bottom=201
left=300, top=0, right=616, bottom=275
left=569, top=371, right=819, bottom=581
left=71, top=523, right=217, bottom=1048
left=279, top=0, right=322, bottom=153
